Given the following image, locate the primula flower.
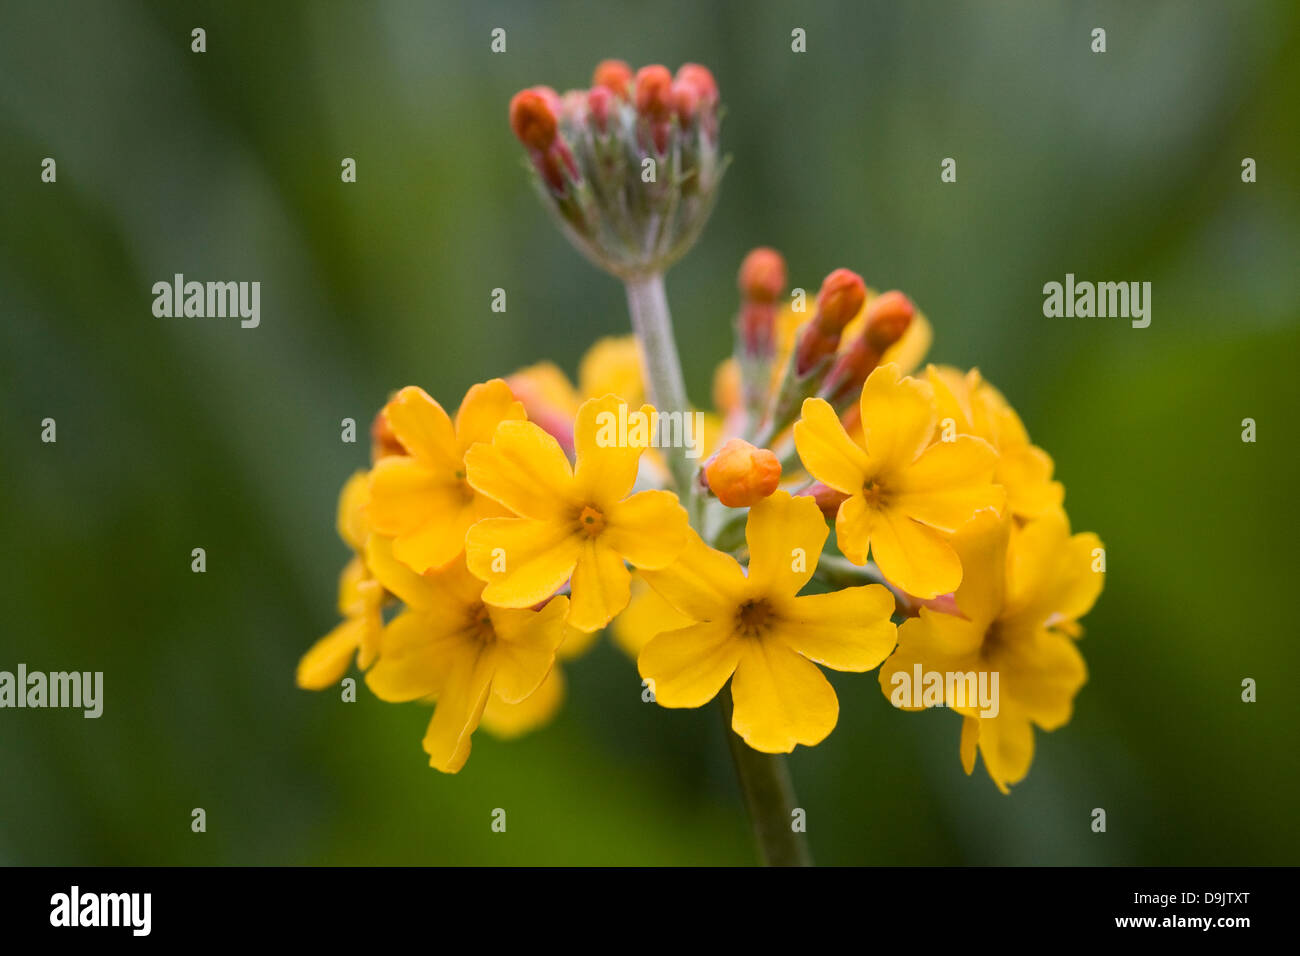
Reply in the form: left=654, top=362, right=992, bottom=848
left=794, top=363, right=1005, bottom=599
left=296, top=471, right=384, bottom=689
left=363, top=535, right=570, bottom=773
left=879, top=510, right=1103, bottom=792
left=637, top=491, right=897, bottom=753
left=368, top=380, right=524, bottom=574
left=464, top=394, right=689, bottom=632
left=926, top=365, right=1065, bottom=522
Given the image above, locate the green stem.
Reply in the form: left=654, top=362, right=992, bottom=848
left=623, top=272, right=701, bottom=522
left=720, top=688, right=813, bottom=866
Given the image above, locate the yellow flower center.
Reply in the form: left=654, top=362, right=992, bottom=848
left=735, top=599, right=776, bottom=639
left=454, top=469, right=475, bottom=504
left=577, top=505, right=606, bottom=538
left=468, top=602, right=496, bottom=643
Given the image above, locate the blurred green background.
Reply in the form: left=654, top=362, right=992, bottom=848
left=2, top=0, right=1298, bottom=865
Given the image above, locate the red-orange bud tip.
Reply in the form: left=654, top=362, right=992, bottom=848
left=738, top=247, right=787, bottom=303
left=675, top=63, right=718, bottom=106
left=509, top=88, right=558, bottom=150
left=799, top=481, right=850, bottom=520
left=587, top=85, right=614, bottom=131
left=593, top=59, right=633, bottom=98
left=864, top=291, right=915, bottom=352
left=705, top=439, right=782, bottom=508
left=634, top=65, right=674, bottom=119
left=815, top=268, right=867, bottom=333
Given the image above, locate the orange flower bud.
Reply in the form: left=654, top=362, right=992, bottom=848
left=593, top=59, right=633, bottom=98
left=738, top=247, right=787, bottom=303
left=675, top=63, right=718, bottom=106
left=863, top=290, right=915, bottom=352
left=815, top=268, right=867, bottom=334
left=705, top=439, right=782, bottom=508
left=509, top=88, right=558, bottom=150
left=634, top=65, right=674, bottom=119
left=672, top=79, right=700, bottom=125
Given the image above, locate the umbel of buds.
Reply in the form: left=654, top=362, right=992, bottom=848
left=509, top=60, right=728, bottom=280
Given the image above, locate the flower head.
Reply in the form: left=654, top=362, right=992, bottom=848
left=879, top=510, right=1103, bottom=792
left=367, top=381, right=524, bottom=574
left=793, top=363, right=1005, bottom=599
left=363, top=536, right=569, bottom=773
left=637, top=491, right=897, bottom=752
left=465, top=394, right=689, bottom=632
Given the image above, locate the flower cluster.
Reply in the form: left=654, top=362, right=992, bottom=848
left=298, top=60, right=1103, bottom=794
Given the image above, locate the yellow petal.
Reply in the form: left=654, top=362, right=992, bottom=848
left=487, top=596, right=569, bottom=703
left=998, top=444, right=1065, bottom=520
left=611, top=575, right=695, bottom=658
left=744, top=491, right=828, bottom=597
left=480, top=665, right=565, bottom=739
left=467, top=517, right=582, bottom=608
left=364, top=535, right=435, bottom=610
left=567, top=539, right=632, bottom=632
left=871, top=508, right=962, bottom=600
left=774, top=585, right=897, bottom=672
left=974, top=709, right=1035, bottom=794
left=296, top=618, right=363, bottom=689
left=637, top=620, right=742, bottom=708
left=948, top=510, right=1011, bottom=630
left=465, top=420, right=576, bottom=520
left=858, top=364, right=936, bottom=476
left=639, top=530, right=746, bottom=621
left=1005, top=512, right=1104, bottom=627
left=990, top=629, right=1087, bottom=732
left=573, top=395, right=650, bottom=503
left=364, top=610, right=463, bottom=702
left=793, top=397, right=870, bottom=495
left=454, top=378, right=526, bottom=450
left=336, top=470, right=371, bottom=551
left=383, top=386, right=460, bottom=470
left=422, top=639, right=496, bottom=773
left=730, top=638, right=839, bottom=753
left=894, top=436, right=1002, bottom=533
left=878, top=613, right=985, bottom=710
left=602, top=489, right=689, bottom=569
left=959, top=715, right=979, bottom=775
left=367, top=456, right=475, bottom=571
left=833, top=493, right=877, bottom=566
left=578, top=335, right=644, bottom=403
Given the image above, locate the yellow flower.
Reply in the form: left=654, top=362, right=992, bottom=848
left=363, top=535, right=569, bottom=773
left=637, top=491, right=897, bottom=753
left=793, top=363, right=1004, bottom=599
left=465, top=394, right=690, bottom=632
left=297, top=471, right=384, bottom=689
left=578, top=335, right=644, bottom=405
left=878, top=510, right=1103, bottom=792
left=368, top=380, right=525, bottom=574
left=927, top=365, right=1065, bottom=522
left=611, top=575, right=694, bottom=658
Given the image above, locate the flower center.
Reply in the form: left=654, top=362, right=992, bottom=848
left=468, top=602, right=496, bottom=643
left=577, top=505, right=606, bottom=538
left=454, top=469, right=475, bottom=504
left=861, top=476, right=890, bottom=509
left=735, top=599, right=776, bottom=639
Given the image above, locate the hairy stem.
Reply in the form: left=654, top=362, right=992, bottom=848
left=623, top=273, right=700, bottom=521
left=720, top=688, right=813, bottom=866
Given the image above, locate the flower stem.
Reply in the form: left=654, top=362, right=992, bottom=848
left=623, top=273, right=700, bottom=520
left=720, top=688, right=814, bottom=866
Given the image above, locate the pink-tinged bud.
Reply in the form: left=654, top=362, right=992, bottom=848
left=738, top=247, right=787, bottom=303
left=587, top=84, right=615, bottom=133
left=635, top=65, right=675, bottom=119
left=705, top=439, right=782, bottom=508
left=797, top=481, right=850, bottom=520
left=593, top=59, right=633, bottom=98
left=675, top=63, right=718, bottom=107
left=509, top=88, right=558, bottom=150
left=863, top=290, right=915, bottom=353
left=559, top=89, right=588, bottom=124
left=815, top=268, right=867, bottom=334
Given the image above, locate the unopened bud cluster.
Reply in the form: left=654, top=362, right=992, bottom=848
left=509, top=60, right=726, bottom=279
